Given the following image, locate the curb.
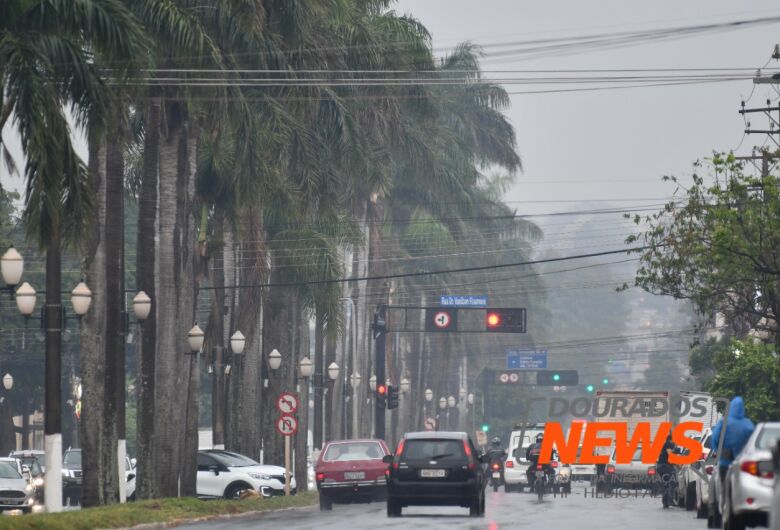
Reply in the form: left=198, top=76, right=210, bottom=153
left=108, top=503, right=316, bottom=530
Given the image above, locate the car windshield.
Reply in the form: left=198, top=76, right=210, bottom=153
left=0, top=462, right=21, bottom=479
left=402, top=439, right=466, bottom=462
left=323, top=442, right=384, bottom=461
left=755, top=426, right=780, bottom=449
left=209, top=451, right=259, bottom=468
left=64, top=451, right=82, bottom=469
left=19, top=458, right=42, bottom=475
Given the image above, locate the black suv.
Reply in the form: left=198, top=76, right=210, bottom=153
left=384, top=431, right=487, bottom=517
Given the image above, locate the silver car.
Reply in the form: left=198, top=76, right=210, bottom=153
left=722, top=422, right=780, bottom=530
left=0, top=460, right=34, bottom=513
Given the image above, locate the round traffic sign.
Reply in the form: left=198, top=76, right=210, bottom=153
left=276, top=392, right=299, bottom=414
left=509, top=373, right=519, bottom=383
left=433, top=311, right=451, bottom=329
left=499, top=373, right=509, bottom=383
left=276, top=414, right=298, bottom=436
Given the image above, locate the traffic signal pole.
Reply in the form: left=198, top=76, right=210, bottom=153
left=372, top=306, right=387, bottom=440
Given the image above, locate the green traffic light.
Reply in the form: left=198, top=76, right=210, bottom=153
left=553, top=373, right=561, bottom=382
left=586, top=384, right=594, bottom=392
left=481, top=424, right=489, bottom=432
left=602, top=378, right=609, bottom=385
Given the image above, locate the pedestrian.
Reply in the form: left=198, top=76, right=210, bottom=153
left=709, top=396, right=755, bottom=482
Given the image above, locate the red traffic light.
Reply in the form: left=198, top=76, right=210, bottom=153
left=377, top=384, right=387, bottom=395
left=486, top=312, right=501, bottom=327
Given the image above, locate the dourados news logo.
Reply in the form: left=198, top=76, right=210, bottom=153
left=517, top=394, right=729, bottom=465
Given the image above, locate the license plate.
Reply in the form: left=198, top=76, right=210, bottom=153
left=344, top=472, right=365, bottom=480
left=420, top=469, right=446, bottom=478
left=492, top=472, right=500, bottom=478
left=535, top=471, right=545, bottom=479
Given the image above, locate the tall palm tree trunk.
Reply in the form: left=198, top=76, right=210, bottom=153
left=81, top=133, right=107, bottom=507
left=135, top=92, right=160, bottom=500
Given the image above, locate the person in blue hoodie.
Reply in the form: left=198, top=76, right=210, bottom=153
left=709, top=396, right=755, bottom=481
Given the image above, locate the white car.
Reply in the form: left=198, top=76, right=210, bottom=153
left=570, top=446, right=597, bottom=483
left=503, top=424, right=545, bottom=493
left=770, top=439, right=779, bottom=530
left=676, top=429, right=712, bottom=512
left=125, top=457, right=136, bottom=501
left=197, top=450, right=296, bottom=499
left=0, top=459, right=35, bottom=513
left=722, top=422, right=780, bottom=530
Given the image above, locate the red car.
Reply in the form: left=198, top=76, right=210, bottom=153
left=315, top=439, right=391, bottom=510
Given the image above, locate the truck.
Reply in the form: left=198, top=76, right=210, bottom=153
left=591, top=390, right=671, bottom=491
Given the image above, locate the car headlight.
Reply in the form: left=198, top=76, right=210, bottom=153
left=25, top=484, right=33, bottom=493
left=32, top=477, right=44, bottom=487
left=247, top=472, right=272, bottom=481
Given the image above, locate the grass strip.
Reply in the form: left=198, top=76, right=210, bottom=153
left=0, top=492, right=316, bottom=530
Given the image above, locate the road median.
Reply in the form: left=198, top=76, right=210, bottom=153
left=0, top=492, right=317, bottom=530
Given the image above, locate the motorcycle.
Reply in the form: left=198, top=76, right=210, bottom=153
left=489, top=461, right=504, bottom=492
left=532, top=463, right=554, bottom=502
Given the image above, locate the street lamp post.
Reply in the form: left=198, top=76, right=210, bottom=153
left=294, top=357, right=313, bottom=493
left=180, top=324, right=204, bottom=496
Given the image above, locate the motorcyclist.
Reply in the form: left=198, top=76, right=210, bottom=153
left=526, top=433, right=556, bottom=485
left=710, top=396, right=755, bottom=484
left=486, top=437, right=506, bottom=463
left=656, top=434, right=677, bottom=506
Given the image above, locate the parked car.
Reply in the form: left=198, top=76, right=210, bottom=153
left=62, top=448, right=83, bottom=505
left=315, top=438, right=390, bottom=510
left=675, top=429, right=712, bottom=510
left=125, top=456, right=136, bottom=501
left=769, top=440, right=779, bottom=530
left=197, top=449, right=296, bottom=499
left=692, top=449, right=718, bottom=520
left=707, top=450, right=724, bottom=528
left=722, top=422, right=780, bottom=530
left=384, top=431, right=487, bottom=517
left=0, top=459, right=34, bottom=513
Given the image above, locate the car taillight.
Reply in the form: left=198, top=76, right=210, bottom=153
left=463, top=441, right=475, bottom=470
left=492, top=463, right=500, bottom=470
left=384, top=469, right=390, bottom=477
left=606, top=465, right=616, bottom=474
left=705, top=465, right=714, bottom=476
left=316, top=472, right=325, bottom=482
left=551, top=461, right=558, bottom=468
left=537, top=464, right=543, bottom=470
left=393, top=439, right=405, bottom=470
left=505, top=460, right=514, bottom=468
left=740, top=461, right=774, bottom=479
left=647, top=467, right=657, bottom=476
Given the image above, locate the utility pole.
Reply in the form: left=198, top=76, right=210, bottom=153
left=44, top=229, right=63, bottom=512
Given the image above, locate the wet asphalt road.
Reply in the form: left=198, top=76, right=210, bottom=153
left=179, top=482, right=708, bottom=530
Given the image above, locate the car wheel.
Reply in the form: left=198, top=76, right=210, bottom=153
left=685, top=482, right=696, bottom=511
left=724, top=502, right=747, bottom=530
left=469, top=495, right=481, bottom=517
left=564, top=483, right=571, bottom=494
left=319, top=494, right=333, bottom=511
left=386, top=497, right=401, bottom=517
left=225, top=483, right=252, bottom=500
left=697, top=501, right=708, bottom=520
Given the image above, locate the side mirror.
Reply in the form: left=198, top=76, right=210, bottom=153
left=209, top=464, right=220, bottom=476
left=382, top=454, right=394, bottom=464
left=130, top=458, right=137, bottom=469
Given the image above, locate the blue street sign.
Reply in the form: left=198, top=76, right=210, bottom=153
left=506, top=349, right=548, bottom=370
left=439, top=295, right=488, bottom=307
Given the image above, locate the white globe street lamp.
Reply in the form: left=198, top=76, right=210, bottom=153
left=1, top=246, right=23, bottom=287
left=439, top=397, right=446, bottom=410
left=299, top=357, right=313, bottom=378
left=424, top=388, right=433, bottom=402
left=187, top=324, right=205, bottom=353
left=400, top=378, right=410, bottom=394
left=268, top=349, right=282, bottom=371
left=350, top=372, right=361, bottom=389
left=132, top=291, right=151, bottom=320
left=369, top=374, right=377, bottom=392
left=15, top=282, right=36, bottom=316
left=459, top=388, right=467, bottom=400
left=2, top=373, right=13, bottom=391
left=447, top=396, right=456, bottom=408
left=70, top=281, right=92, bottom=316
left=467, top=393, right=474, bottom=405
left=230, top=331, right=246, bottom=355
left=327, top=362, right=339, bottom=381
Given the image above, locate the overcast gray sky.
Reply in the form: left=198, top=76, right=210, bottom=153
left=396, top=0, right=780, bottom=216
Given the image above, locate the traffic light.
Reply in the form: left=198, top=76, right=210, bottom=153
left=536, top=370, right=578, bottom=386
left=481, top=424, right=490, bottom=433
left=585, top=384, right=595, bottom=393
left=376, top=384, right=387, bottom=408
left=387, top=385, right=399, bottom=409
left=484, top=308, right=526, bottom=333
left=602, top=378, right=609, bottom=385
